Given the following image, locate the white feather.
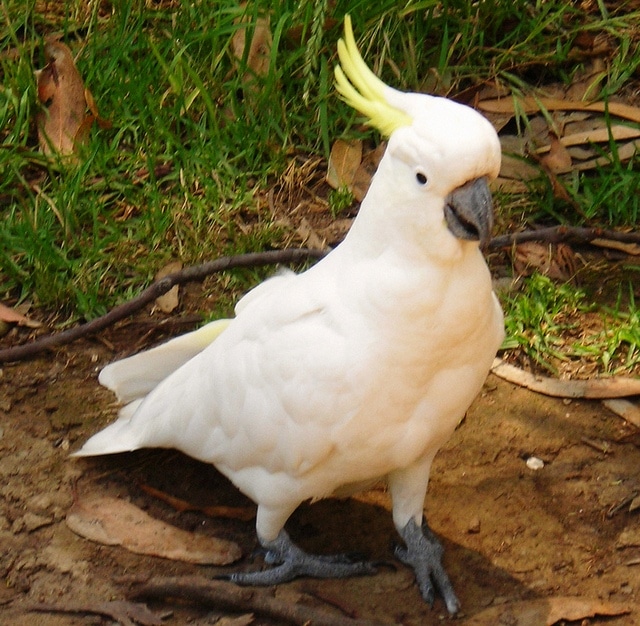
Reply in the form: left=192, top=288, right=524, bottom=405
left=74, top=53, right=504, bottom=550
left=98, top=318, right=231, bottom=403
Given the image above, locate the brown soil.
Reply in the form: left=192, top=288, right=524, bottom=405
left=1, top=311, right=639, bottom=625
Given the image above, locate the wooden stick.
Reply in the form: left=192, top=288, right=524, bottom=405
left=0, top=248, right=325, bottom=363
left=128, top=575, right=390, bottom=626
left=2, top=226, right=639, bottom=363
left=491, top=358, right=640, bottom=398
left=489, top=225, right=640, bottom=250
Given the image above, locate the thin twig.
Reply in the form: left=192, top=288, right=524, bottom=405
left=491, top=358, right=640, bottom=398
left=0, top=248, right=325, bottom=363
left=489, top=225, right=640, bottom=250
left=128, top=575, right=389, bottom=626
left=25, top=600, right=166, bottom=626
left=2, top=225, right=638, bottom=364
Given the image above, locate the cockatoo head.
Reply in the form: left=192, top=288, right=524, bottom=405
left=335, top=16, right=501, bottom=254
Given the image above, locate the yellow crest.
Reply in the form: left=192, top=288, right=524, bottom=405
left=335, top=16, right=412, bottom=137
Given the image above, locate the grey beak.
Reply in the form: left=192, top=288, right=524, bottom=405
left=443, top=177, right=494, bottom=249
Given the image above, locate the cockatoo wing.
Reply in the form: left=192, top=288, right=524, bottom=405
left=74, top=276, right=365, bottom=514
left=75, top=250, right=500, bottom=512
left=233, top=269, right=294, bottom=315
left=96, top=271, right=295, bottom=405
left=98, top=318, right=231, bottom=403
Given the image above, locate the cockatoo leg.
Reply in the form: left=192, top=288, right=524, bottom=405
left=229, top=529, right=376, bottom=585
left=395, top=518, right=460, bottom=614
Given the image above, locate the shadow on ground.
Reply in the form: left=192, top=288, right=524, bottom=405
left=1, top=340, right=638, bottom=624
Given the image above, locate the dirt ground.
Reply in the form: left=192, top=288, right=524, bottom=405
left=1, top=307, right=639, bottom=626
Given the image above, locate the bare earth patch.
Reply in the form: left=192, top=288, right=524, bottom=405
left=1, top=323, right=638, bottom=625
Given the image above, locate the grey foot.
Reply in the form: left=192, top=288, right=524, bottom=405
left=395, top=519, right=460, bottom=614
left=229, top=530, right=376, bottom=585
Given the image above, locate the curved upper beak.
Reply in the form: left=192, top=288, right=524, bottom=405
left=443, top=177, right=494, bottom=249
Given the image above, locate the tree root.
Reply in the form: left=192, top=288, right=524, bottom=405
left=128, top=574, right=390, bottom=626
left=0, top=248, right=324, bottom=363
left=489, top=225, right=640, bottom=250
left=2, top=226, right=639, bottom=364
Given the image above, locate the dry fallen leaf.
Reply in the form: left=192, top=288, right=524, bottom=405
left=564, top=57, right=605, bottom=101
left=35, top=38, right=110, bottom=157
left=232, top=9, right=272, bottom=81
left=154, top=261, right=182, bottom=313
left=540, top=131, right=572, bottom=173
left=537, top=123, right=640, bottom=152
left=574, top=139, right=640, bottom=171
left=591, top=237, right=640, bottom=256
left=461, top=596, right=630, bottom=626
left=481, top=93, right=640, bottom=181
left=67, top=495, right=241, bottom=564
left=36, top=39, right=90, bottom=156
left=351, top=142, right=386, bottom=202
left=572, top=30, right=613, bottom=57
left=512, top=242, right=577, bottom=280
left=326, top=138, right=363, bottom=191
left=478, top=96, right=640, bottom=124
left=0, top=302, right=42, bottom=328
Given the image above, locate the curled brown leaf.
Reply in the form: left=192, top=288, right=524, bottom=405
left=36, top=39, right=109, bottom=157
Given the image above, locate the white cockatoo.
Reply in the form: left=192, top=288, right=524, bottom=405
left=73, top=16, right=504, bottom=614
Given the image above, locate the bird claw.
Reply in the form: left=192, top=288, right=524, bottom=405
left=397, top=519, right=461, bottom=615
left=228, top=530, right=376, bottom=586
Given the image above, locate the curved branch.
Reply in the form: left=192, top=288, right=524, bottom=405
left=489, top=225, right=640, bottom=250
left=2, top=225, right=638, bottom=364
left=0, top=248, right=325, bottom=364
left=128, top=575, right=387, bottom=626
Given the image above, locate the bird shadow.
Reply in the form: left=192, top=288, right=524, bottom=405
left=81, top=448, right=532, bottom=622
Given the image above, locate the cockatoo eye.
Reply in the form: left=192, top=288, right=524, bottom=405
left=415, top=171, right=428, bottom=185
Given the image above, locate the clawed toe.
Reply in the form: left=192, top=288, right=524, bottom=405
left=229, top=560, right=297, bottom=586
left=397, top=519, right=460, bottom=614
left=228, top=530, right=376, bottom=586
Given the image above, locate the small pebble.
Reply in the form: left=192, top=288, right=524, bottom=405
left=31, top=494, right=53, bottom=513
left=13, top=512, right=54, bottom=534
left=24, top=512, right=54, bottom=532
left=467, top=516, right=481, bottom=534
left=526, top=456, right=544, bottom=470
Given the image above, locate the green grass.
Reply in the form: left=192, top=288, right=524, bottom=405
left=501, top=273, right=640, bottom=377
left=517, top=135, right=640, bottom=227
left=328, top=185, right=354, bottom=218
left=566, top=151, right=640, bottom=226
left=1, top=0, right=639, bottom=374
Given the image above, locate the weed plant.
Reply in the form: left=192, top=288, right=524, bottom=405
left=502, top=274, right=640, bottom=377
